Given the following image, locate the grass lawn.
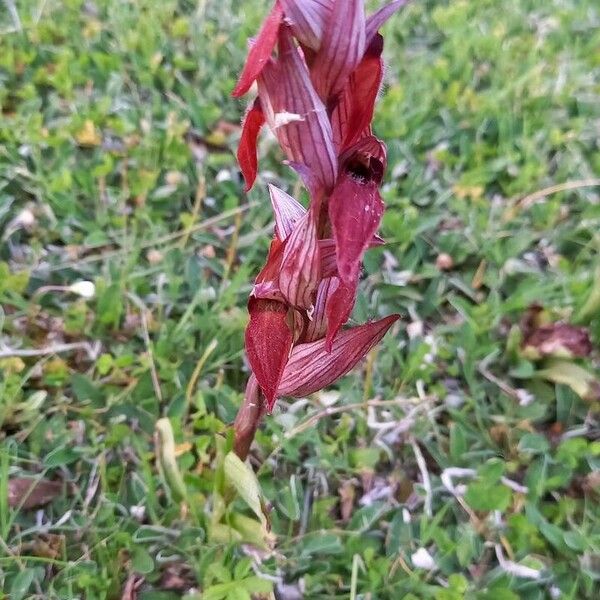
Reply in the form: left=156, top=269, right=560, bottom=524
left=1, top=0, right=600, bottom=598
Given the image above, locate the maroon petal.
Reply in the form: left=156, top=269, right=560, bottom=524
left=279, top=210, right=321, bottom=309
left=255, top=237, right=285, bottom=285
left=331, top=35, right=383, bottom=151
left=310, top=0, right=366, bottom=102
left=329, top=171, right=384, bottom=285
left=232, top=2, right=284, bottom=97
left=278, top=314, right=399, bottom=397
left=258, top=28, right=337, bottom=192
left=246, top=298, right=293, bottom=408
left=237, top=99, right=265, bottom=191
left=280, top=0, right=333, bottom=50
left=268, top=184, right=306, bottom=240
left=325, top=276, right=358, bottom=349
left=365, top=0, right=410, bottom=46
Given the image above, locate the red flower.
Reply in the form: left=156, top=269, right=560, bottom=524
left=235, top=0, right=406, bottom=409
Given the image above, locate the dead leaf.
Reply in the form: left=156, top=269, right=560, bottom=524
left=522, top=322, right=592, bottom=360
left=159, top=562, right=196, bottom=591
left=20, top=533, right=64, bottom=559
left=338, top=481, right=355, bottom=522
left=8, top=477, right=63, bottom=510
left=121, top=574, right=144, bottom=600
left=75, top=120, right=102, bottom=147
left=453, top=184, right=484, bottom=200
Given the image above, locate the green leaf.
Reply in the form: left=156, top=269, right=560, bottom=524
left=300, top=533, right=343, bottom=556
left=223, top=452, right=265, bottom=526
left=44, top=446, right=81, bottom=468
left=10, top=569, right=35, bottom=600
left=477, top=458, right=505, bottom=483
left=155, top=418, right=187, bottom=501
left=518, top=433, right=550, bottom=455
left=465, top=481, right=511, bottom=512
left=131, top=546, right=154, bottom=574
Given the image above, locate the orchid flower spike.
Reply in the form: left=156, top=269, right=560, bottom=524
left=234, top=0, right=406, bottom=415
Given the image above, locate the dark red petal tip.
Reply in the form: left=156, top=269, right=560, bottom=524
left=232, top=2, right=284, bottom=98
left=237, top=99, right=265, bottom=191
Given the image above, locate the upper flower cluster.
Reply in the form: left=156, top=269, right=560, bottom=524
left=234, top=0, right=406, bottom=410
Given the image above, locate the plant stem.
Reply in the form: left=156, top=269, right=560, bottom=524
left=233, top=375, right=265, bottom=460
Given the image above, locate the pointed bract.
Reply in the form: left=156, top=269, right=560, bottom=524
left=233, top=2, right=284, bottom=97
left=245, top=298, right=293, bottom=408
left=279, top=210, right=321, bottom=309
left=310, top=0, right=366, bottom=103
left=278, top=315, right=399, bottom=397
left=268, top=184, right=306, bottom=240
left=238, top=99, right=265, bottom=191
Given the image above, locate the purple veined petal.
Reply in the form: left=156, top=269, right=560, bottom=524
left=268, top=184, right=306, bottom=241
left=319, top=239, right=337, bottom=278
left=303, top=276, right=335, bottom=342
left=280, top=0, right=333, bottom=50
left=279, top=208, right=321, bottom=309
left=310, top=0, right=366, bottom=103
left=329, top=170, right=384, bottom=286
left=233, top=2, right=284, bottom=97
left=365, top=0, right=410, bottom=47
left=258, top=28, right=338, bottom=192
left=278, top=314, right=400, bottom=397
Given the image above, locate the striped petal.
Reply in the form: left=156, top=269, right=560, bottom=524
left=319, top=239, right=338, bottom=278
left=278, top=314, right=399, bottom=397
left=280, top=0, right=333, bottom=50
left=245, top=298, right=293, bottom=409
left=279, top=209, right=321, bottom=309
left=258, top=28, right=337, bottom=192
left=268, top=184, right=306, bottom=241
left=303, top=277, right=335, bottom=342
left=310, top=0, right=366, bottom=103
left=365, top=0, right=410, bottom=47
left=238, top=99, right=265, bottom=191
left=233, top=2, right=284, bottom=97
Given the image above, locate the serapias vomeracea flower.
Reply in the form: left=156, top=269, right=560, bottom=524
left=234, top=0, right=407, bottom=412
